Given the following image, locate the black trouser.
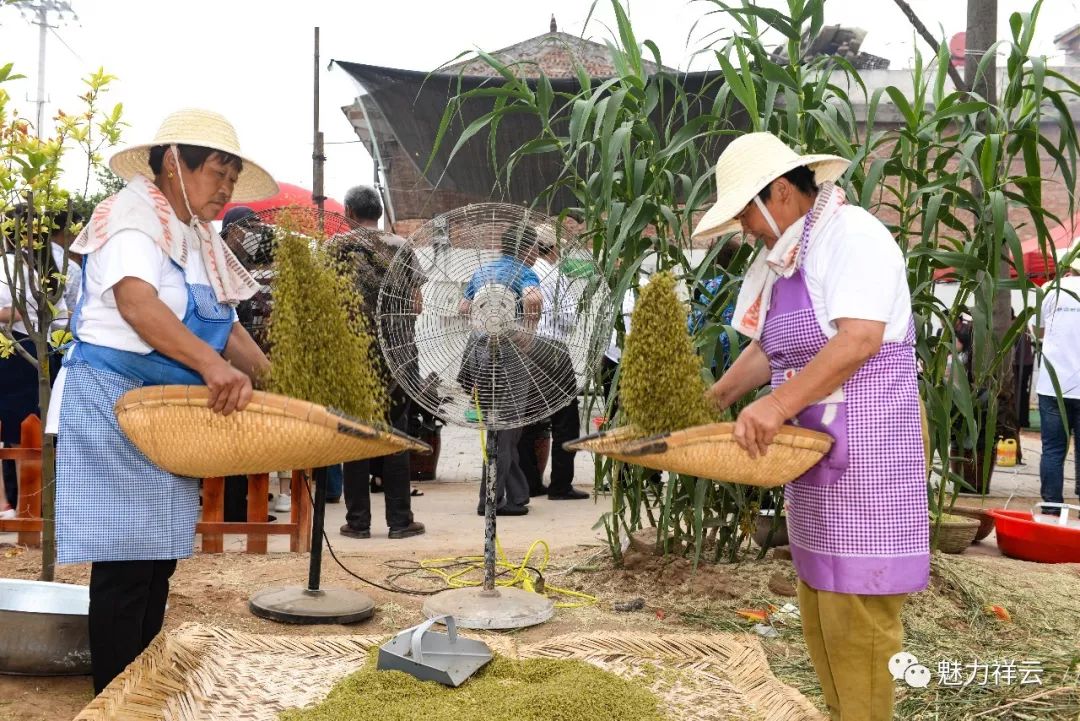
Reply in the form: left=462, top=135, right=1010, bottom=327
left=547, top=398, right=580, bottom=494
left=343, top=391, right=413, bottom=531
left=518, top=420, right=549, bottom=495
left=89, top=559, right=177, bottom=694
left=520, top=400, right=580, bottom=495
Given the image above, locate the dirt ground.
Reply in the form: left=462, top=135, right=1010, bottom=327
left=2, top=539, right=1080, bottom=721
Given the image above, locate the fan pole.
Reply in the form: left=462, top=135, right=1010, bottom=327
left=481, top=430, right=499, bottom=593
left=307, top=466, right=327, bottom=591
left=248, top=465, right=376, bottom=624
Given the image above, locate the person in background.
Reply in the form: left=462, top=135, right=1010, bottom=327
left=696, top=132, right=927, bottom=721
left=687, top=240, right=741, bottom=372
left=337, top=185, right=425, bottom=539
left=458, top=223, right=542, bottom=516
left=0, top=206, right=72, bottom=520
left=1011, top=309, right=1035, bottom=463
left=1036, top=259, right=1080, bottom=506
left=519, top=230, right=588, bottom=500
left=218, top=206, right=291, bottom=517
left=49, top=109, right=274, bottom=693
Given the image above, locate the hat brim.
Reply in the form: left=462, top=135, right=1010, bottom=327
left=109, top=143, right=279, bottom=204
left=691, top=155, right=851, bottom=240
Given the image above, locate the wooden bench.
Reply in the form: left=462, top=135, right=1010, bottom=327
left=0, top=414, right=312, bottom=553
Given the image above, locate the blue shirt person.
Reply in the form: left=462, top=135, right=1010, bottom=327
left=463, top=256, right=541, bottom=301
left=688, top=274, right=738, bottom=371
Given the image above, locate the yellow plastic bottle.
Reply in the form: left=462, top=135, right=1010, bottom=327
left=996, top=437, right=1018, bottom=467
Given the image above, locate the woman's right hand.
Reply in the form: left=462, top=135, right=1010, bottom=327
left=200, top=357, right=252, bottom=416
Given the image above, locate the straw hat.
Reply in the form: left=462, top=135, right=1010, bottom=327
left=109, top=109, right=278, bottom=203
left=692, top=132, right=850, bottom=240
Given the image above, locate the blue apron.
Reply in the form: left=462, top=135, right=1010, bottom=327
left=56, top=259, right=233, bottom=564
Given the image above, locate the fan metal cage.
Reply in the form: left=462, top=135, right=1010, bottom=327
left=377, top=203, right=612, bottom=431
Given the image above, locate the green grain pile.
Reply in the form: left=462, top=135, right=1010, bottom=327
left=266, top=225, right=387, bottom=424
left=280, top=650, right=666, bottom=721
left=621, top=271, right=714, bottom=435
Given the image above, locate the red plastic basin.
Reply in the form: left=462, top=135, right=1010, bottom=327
left=988, top=510, right=1080, bottom=564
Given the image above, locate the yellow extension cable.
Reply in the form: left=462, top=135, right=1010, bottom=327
left=418, top=537, right=597, bottom=608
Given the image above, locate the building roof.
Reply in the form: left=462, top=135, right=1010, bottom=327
left=1055, top=23, right=1080, bottom=49
left=443, top=17, right=668, bottom=78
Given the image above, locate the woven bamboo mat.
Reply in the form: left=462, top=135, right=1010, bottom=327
left=75, top=624, right=824, bottom=721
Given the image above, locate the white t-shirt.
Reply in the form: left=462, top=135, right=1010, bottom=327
left=46, top=226, right=235, bottom=434
left=801, top=205, right=912, bottom=342
left=1036, top=274, right=1080, bottom=399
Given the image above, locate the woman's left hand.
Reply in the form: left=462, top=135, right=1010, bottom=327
left=733, top=395, right=790, bottom=459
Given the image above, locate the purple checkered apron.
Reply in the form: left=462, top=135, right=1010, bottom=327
left=760, top=211, right=929, bottom=595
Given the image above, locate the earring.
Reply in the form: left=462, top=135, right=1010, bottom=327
left=168, top=171, right=174, bottom=178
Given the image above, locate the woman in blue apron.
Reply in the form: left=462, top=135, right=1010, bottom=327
left=47, top=109, right=278, bottom=694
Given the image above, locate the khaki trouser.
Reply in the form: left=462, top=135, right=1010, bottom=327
left=798, top=580, right=908, bottom=721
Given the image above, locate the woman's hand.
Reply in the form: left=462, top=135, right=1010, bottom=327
left=200, top=357, right=252, bottom=416
left=733, top=395, right=790, bottom=459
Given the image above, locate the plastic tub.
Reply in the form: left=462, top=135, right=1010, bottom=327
left=988, top=509, right=1080, bottom=564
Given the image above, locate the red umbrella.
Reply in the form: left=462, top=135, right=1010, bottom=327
left=216, top=181, right=346, bottom=219
left=933, top=210, right=1080, bottom=286
left=1014, top=211, right=1080, bottom=284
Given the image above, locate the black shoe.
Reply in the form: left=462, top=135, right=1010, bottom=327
left=388, top=521, right=426, bottom=539
left=529, top=485, right=549, bottom=497
left=370, top=476, right=383, bottom=493
left=548, top=488, right=590, bottom=500
left=339, top=524, right=370, bottom=539
left=325, top=496, right=342, bottom=504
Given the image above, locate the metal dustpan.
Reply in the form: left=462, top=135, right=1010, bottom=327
left=377, top=615, right=492, bottom=687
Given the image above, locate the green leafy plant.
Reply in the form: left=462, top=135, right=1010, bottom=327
left=1, top=63, right=124, bottom=580
left=431, top=0, right=1079, bottom=563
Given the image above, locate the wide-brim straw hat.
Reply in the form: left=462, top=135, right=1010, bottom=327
left=109, top=109, right=278, bottom=203
left=692, top=132, right=851, bottom=240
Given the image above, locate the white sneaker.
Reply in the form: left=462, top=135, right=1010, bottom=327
left=0, top=508, right=15, bottom=520
left=273, top=494, right=291, bottom=513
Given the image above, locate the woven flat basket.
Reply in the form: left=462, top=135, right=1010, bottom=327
left=75, top=623, right=826, bottom=721
left=566, top=423, right=833, bottom=487
left=114, top=385, right=429, bottom=478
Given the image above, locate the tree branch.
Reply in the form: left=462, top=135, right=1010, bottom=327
left=891, top=0, right=969, bottom=94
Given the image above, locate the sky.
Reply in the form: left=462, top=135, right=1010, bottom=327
left=0, top=0, right=1074, bottom=211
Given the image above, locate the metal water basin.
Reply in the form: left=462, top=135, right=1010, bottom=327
left=0, top=579, right=91, bottom=675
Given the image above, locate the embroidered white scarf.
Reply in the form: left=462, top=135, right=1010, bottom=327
left=731, top=182, right=846, bottom=340
left=70, top=174, right=259, bottom=304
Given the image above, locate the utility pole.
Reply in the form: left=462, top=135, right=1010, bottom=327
left=18, top=0, right=77, bottom=137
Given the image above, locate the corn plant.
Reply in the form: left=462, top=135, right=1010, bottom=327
left=430, top=0, right=1078, bottom=563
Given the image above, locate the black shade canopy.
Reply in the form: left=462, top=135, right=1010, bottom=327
left=333, top=61, right=729, bottom=218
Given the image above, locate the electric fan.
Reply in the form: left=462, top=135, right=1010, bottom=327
left=376, top=203, right=612, bottom=628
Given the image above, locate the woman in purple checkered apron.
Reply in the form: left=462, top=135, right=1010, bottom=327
left=695, top=133, right=929, bottom=721
left=46, top=110, right=276, bottom=695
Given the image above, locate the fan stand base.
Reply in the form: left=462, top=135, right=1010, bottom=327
left=421, top=587, right=554, bottom=629
left=248, top=586, right=375, bottom=625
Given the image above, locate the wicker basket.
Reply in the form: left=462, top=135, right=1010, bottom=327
left=565, top=423, right=833, bottom=487
left=932, top=514, right=981, bottom=554
left=115, top=385, right=429, bottom=478
left=950, top=506, right=996, bottom=542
